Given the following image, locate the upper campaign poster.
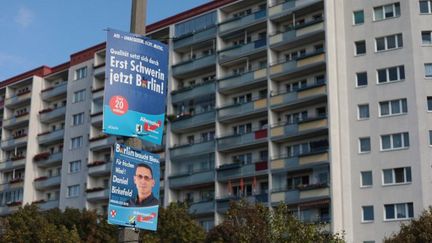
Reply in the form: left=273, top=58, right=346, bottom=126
left=108, top=143, right=160, bottom=231
left=103, top=29, right=168, bottom=145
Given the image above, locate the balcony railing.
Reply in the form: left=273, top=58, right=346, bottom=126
left=216, top=193, right=268, bottom=213
left=219, top=39, right=267, bottom=64
left=38, top=199, right=60, bottom=211
left=86, top=188, right=109, bottom=202
left=88, top=161, right=112, bottom=177
left=218, top=68, right=267, bottom=94
left=170, top=111, right=215, bottom=133
left=1, top=135, right=27, bottom=150
left=5, top=90, right=31, bottom=108
left=217, top=129, right=267, bottom=152
left=37, top=129, right=65, bottom=145
left=39, top=106, right=66, bottom=123
left=41, top=83, right=67, bottom=101
left=0, top=157, right=26, bottom=171
left=171, top=80, right=216, bottom=104
left=218, top=98, right=267, bottom=122
left=188, top=200, right=215, bottom=215
left=34, top=176, right=61, bottom=190
left=89, top=136, right=116, bottom=151
left=269, top=19, right=325, bottom=48
left=270, top=51, right=325, bottom=81
left=92, top=87, right=104, bottom=100
left=34, top=152, right=63, bottom=168
left=170, top=140, right=215, bottom=159
left=168, top=169, right=215, bottom=189
left=269, top=0, right=322, bottom=18
left=271, top=184, right=330, bottom=204
left=172, top=54, right=216, bottom=78
left=217, top=161, right=268, bottom=181
left=219, top=9, right=267, bottom=35
left=270, top=83, right=326, bottom=111
left=271, top=149, right=329, bottom=172
left=270, top=117, right=328, bottom=142
left=2, top=113, right=29, bottom=129
left=173, top=26, right=217, bottom=50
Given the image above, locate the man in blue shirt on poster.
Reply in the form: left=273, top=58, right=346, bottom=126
left=128, top=163, right=159, bottom=207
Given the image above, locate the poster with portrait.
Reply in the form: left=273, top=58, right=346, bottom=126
left=108, top=143, right=160, bottom=231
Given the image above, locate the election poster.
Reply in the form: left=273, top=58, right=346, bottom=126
left=103, top=29, right=168, bottom=145
left=108, top=143, right=160, bottom=231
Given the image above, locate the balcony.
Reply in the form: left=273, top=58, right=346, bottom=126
left=86, top=188, right=109, bottom=202
left=219, top=9, right=267, bottom=36
left=269, top=0, right=323, bottom=19
left=34, top=176, right=61, bottom=190
left=33, top=152, right=63, bottom=168
left=270, top=19, right=325, bottom=51
left=5, top=91, right=31, bottom=108
left=217, top=161, right=268, bottom=181
left=217, top=130, right=267, bottom=152
left=88, top=161, right=112, bottom=177
left=270, top=84, right=327, bottom=111
left=217, top=193, right=268, bottom=213
left=173, top=26, right=217, bottom=51
left=2, top=113, right=29, bottom=129
left=0, top=157, right=26, bottom=171
left=37, top=129, right=64, bottom=146
left=38, top=199, right=60, bottom=211
left=271, top=150, right=329, bottom=172
left=168, top=169, right=215, bottom=189
left=170, top=111, right=215, bottom=133
left=41, top=83, right=67, bottom=102
left=218, top=68, right=267, bottom=94
left=218, top=39, right=267, bottom=64
left=271, top=185, right=330, bottom=205
left=1, top=135, right=27, bottom=150
left=90, top=111, right=103, bottom=126
left=172, top=54, right=216, bottom=79
left=171, top=81, right=216, bottom=104
left=270, top=51, right=325, bottom=81
left=92, top=87, right=104, bottom=100
left=170, top=140, right=215, bottom=160
left=89, top=135, right=116, bottom=151
left=94, top=64, right=105, bottom=78
left=39, top=106, right=66, bottom=123
left=270, top=117, right=328, bottom=143
left=218, top=98, right=267, bottom=123
left=188, top=200, right=215, bottom=215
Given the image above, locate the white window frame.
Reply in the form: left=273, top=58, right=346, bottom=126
left=362, top=205, right=374, bottom=222
left=421, top=31, right=432, bottom=45
left=420, top=0, right=432, bottom=14
left=373, top=2, right=401, bottom=21
left=72, top=89, right=86, bottom=103
left=361, top=171, right=373, bottom=187
left=74, top=67, right=87, bottom=80
left=67, top=184, right=80, bottom=198
left=357, top=104, right=370, bottom=120
left=380, top=132, right=409, bottom=151
left=376, top=65, right=405, bottom=84
left=428, top=96, right=432, bottom=111
left=353, top=10, right=364, bottom=25
left=425, top=63, right=432, bottom=78
left=359, top=137, right=371, bottom=153
left=70, top=136, right=83, bottom=150
left=384, top=202, right=414, bottom=221
left=72, top=112, right=85, bottom=126
left=69, top=160, right=81, bottom=174
left=382, top=167, right=412, bottom=185
left=379, top=98, right=408, bottom=117
left=356, top=72, right=368, bottom=87
left=355, top=40, right=367, bottom=56
left=375, top=33, right=403, bottom=52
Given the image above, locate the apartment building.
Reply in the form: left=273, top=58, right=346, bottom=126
left=0, top=0, right=431, bottom=242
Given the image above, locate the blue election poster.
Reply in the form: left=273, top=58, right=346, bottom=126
left=108, top=143, right=160, bottom=231
left=104, top=28, right=168, bottom=145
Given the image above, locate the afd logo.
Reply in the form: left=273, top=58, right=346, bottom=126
left=144, top=120, right=161, bottom=132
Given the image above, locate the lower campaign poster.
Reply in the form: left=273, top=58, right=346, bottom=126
left=108, top=143, right=160, bottom=231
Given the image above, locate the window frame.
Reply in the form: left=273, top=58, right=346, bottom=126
left=72, top=89, right=86, bottom=103
left=362, top=205, right=375, bottom=222
left=380, top=132, right=410, bottom=151
left=377, top=65, right=405, bottom=84
left=375, top=33, right=403, bottom=52
left=361, top=171, right=373, bottom=187
left=70, top=136, right=83, bottom=150
left=373, top=2, right=401, bottom=21
left=379, top=98, right=408, bottom=117
left=359, top=137, right=371, bottom=153
left=71, top=112, right=85, bottom=126
left=420, top=0, right=432, bottom=14
left=421, top=31, right=432, bottom=45
left=425, top=63, right=432, bottom=78
left=384, top=202, right=414, bottom=221
left=355, top=40, right=367, bottom=56
left=358, top=104, right=370, bottom=120
left=353, top=10, right=365, bottom=25
left=74, top=67, right=87, bottom=80
left=69, top=160, right=81, bottom=174
left=427, top=96, right=432, bottom=111
left=382, top=167, right=412, bottom=185
left=356, top=72, right=368, bottom=87
left=67, top=184, right=80, bottom=198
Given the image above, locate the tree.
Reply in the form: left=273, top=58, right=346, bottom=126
left=140, top=202, right=206, bottom=243
left=0, top=204, right=80, bottom=243
left=206, top=200, right=344, bottom=243
left=384, top=207, right=432, bottom=243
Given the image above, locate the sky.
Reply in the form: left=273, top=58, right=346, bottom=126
left=0, top=0, right=210, bottom=81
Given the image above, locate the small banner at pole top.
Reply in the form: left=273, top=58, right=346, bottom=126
left=103, top=28, right=168, bottom=145
left=108, top=143, right=160, bottom=231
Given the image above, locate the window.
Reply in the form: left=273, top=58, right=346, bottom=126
left=384, top=203, right=414, bottom=220
left=422, top=31, right=432, bottom=44
left=375, top=33, right=403, bottom=52
left=69, top=160, right=81, bottom=173
left=74, top=67, right=87, bottom=80
left=356, top=72, right=368, bottom=87
left=72, top=112, right=84, bottom=126
left=355, top=40, right=366, bottom=55
left=286, top=111, right=308, bottom=124
left=425, top=64, right=432, bottom=78
left=428, top=97, right=432, bottom=111
left=377, top=65, right=405, bottom=83
left=233, top=93, right=252, bottom=104
left=72, top=89, right=86, bottom=103
left=361, top=171, right=373, bottom=187
left=353, top=10, right=364, bottom=25
left=379, top=98, right=408, bottom=116
left=70, top=136, right=83, bottom=150
left=429, top=130, right=432, bottom=145
left=233, top=153, right=252, bottom=164
left=383, top=167, right=412, bottom=185
left=233, top=123, right=252, bottom=135
left=362, top=206, right=374, bottom=222
left=286, top=80, right=307, bottom=92
left=359, top=137, right=371, bottom=153
left=420, top=0, right=432, bottom=14
left=67, top=185, right=80, bottom=197
left=374, top=2, right=400, bottom=21
left=358, top=104, right=370, bottom=119
left=380, top=132, right=409, bottom=150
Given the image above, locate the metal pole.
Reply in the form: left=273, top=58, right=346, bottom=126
left=118, top=1, right=147, bottom=242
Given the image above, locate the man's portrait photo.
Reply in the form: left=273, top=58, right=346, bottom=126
left=128, top=163, right=159, bottom=207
